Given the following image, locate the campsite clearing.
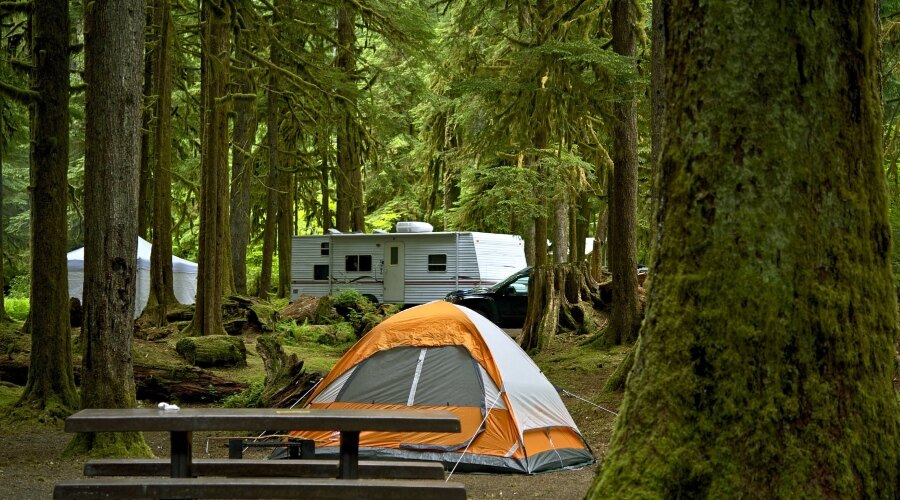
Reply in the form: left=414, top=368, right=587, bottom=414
left=0, top=319, right=625, bottom=499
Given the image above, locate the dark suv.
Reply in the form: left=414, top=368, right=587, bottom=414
left=444, top=267, right=532, bottom=327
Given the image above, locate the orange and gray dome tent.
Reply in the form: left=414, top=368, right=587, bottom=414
left=287, top=301, right=594, bottom=473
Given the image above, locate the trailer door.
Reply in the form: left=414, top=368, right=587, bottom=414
left=383, top=242, right=405, bottom=302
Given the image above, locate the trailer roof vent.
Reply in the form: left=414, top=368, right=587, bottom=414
left=327, top=228, right=342, bottom=234
left=373, top=229, right=389, bottom=234
left=395, top=221, right=434, bottom=233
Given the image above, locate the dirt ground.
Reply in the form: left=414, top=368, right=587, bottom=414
left=0, top=423, right=599, bottom=500
left=0, top=329, right=620, bottom=500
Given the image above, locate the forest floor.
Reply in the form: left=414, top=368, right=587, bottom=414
left=0, top=321, right=628, bottom=500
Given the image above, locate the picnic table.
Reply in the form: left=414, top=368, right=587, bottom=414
left=64, top=407, right=461, bottom=480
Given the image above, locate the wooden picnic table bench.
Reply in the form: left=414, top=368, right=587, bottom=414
left=53, top=476, right=467, bottom=499
left=64, top=407, right=460, bottom=480
left=82, top=457, right=447, bottom=479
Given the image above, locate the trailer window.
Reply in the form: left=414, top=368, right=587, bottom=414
left=320, top=242, right=329, bottom=255
left=314, top=265, right=329, bottom=281
left=345, top=255, right=372, bottom=272
left=428, top=254, right=447, bottom=272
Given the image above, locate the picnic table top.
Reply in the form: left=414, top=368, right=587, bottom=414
left=64, top=408, right=461, bottom=434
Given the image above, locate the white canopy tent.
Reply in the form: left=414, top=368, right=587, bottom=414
left=67, top=237, right=198, bottom=318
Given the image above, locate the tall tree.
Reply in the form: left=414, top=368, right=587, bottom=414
left=605, top=0, right=642, bottom=345
left=16, top=0, right=79, bottom=416
left=258, top=1, right=280, bottom=299
left=334, top=2, right=364, bottom=232
left=146, top=0, right=178, bottom=326
left=189, top=0, right=231, bottom=335
left=591, top=1, right=900, bottom=496
left=73, top=0, right=151, bottom=455
left=229, top=14, right=258, bottom=296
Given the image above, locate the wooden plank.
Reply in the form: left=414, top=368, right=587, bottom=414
left=83, top=458, right=446, bottom=480
left=53, top=477, right=467, bottom=500
left=64, top=408, right=461, bottom=433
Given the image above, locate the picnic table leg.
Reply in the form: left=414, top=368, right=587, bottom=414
left=170, top=431, right=193, bottom=478
left=338, top=430, right=360, bottom=479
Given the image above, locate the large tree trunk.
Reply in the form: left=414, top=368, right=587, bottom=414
left=605, top=0, right=642, bottom=346
left=137, top=43, right=153, bottom=241
left=146, top=0, right=177, bottom=327
left=258, top=10, right=280, bottom=299
left=319, top=132, right=332, bottom=231
left=17, top=0, right=79, bottom=415
left=277, top=170, right=293, bottom=298
left=335, top=3, right=363, bottom=232
left=553, top=193, right=568, bottom=264
left=0, top=146, right=8, bottom=322
left=75, top=0, right=150, bottom=456
left=520, top=263, right=603, bottom=354
left=189, top=0, right=231, bottom=336
left=230, top=22, right=258, bottom=296
left=592, top=1, right=900, bottom=497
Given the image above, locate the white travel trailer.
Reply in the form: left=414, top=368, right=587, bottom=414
left=290, top=222, right=527, bottom=305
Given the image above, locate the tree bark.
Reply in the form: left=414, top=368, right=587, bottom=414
left=553, top=193, right=568, bottom=264
left=17, top=0, right=79, bottom=416
left=137, top=24, right=153, bottom=241
left=277, top=169, right=293, bottom=298
left=76, top=0, right=151, bottom=456
left=605, top=0, right=642, bottom=345
left=189, top=0, right=231, bottom=336
left=230, top=21, right=258, bottom=296
left=258, top=8, right=280, bottom=299
left=146, top=0, right=177, bottom=327
left=335, top=3, right=363, bottom=232
left=592, top=1, right=900, bottom=496
left=0, top=145, right=8, bottom=322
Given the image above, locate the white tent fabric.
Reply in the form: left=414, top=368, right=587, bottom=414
left=67, top=237, right=197, bottom=318
left=457, top=306, right=581, bottom=435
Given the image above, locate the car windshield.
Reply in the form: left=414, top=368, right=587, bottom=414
left=487, top=267, right=531, bottom=293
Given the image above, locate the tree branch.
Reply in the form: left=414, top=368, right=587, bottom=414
left=0, top=1, right=31, bottom=15
left=0, top=79, right=37, bottom=104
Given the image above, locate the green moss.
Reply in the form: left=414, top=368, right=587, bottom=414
left=0, top=383, right=23, bottom=411
left=175, top=335, right=247, bottom=368
left=64, top=431, right=153, bottom=459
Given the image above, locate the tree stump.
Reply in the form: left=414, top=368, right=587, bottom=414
left=256, top=334, right=319, bottom=408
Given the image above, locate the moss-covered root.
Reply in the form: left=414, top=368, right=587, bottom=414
left=603, top=348, right=634, bottom=392
left=64, top=431, right=154, bottom=459
left=5, top=393, right=75, bottom=425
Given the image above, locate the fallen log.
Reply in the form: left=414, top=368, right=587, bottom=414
left=0, top=357, right=247, bottom=403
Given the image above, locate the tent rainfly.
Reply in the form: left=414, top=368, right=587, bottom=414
left=66, top=237, right=198, bottom=318
left=288, top=301, right=594, bottom=473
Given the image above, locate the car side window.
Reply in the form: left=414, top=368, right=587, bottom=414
left=511, top=276, right=529, bottom=295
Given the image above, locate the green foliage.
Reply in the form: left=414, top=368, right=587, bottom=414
left=4, top=298, right=28, bottom=321
left=222, top=380, right=265, bottom=408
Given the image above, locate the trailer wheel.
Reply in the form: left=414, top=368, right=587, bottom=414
left=362, top=294, right=379, bottom=305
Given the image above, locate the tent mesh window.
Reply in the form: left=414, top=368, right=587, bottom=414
left=336, top=346, right=484, bottom=407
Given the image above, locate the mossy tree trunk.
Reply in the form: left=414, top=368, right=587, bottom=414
left=17, top=0, right=79, bottom=417
left=230, top=12, right=258, bottom=297
left=189, top=0, right=231, bottom=336
left=335, top=3, right=364, bottom=232
left=258, top=3, right=279, bottom=300
left=277, top=169, right=293, bottom=298
left=74, top=0, right=151, bottom=457
left=146, top=0, right=178, bottom=327
left=605, top=0, right=642, bottom=346
left=0, top=146, right=8, bottom=322
left=520, top=263, right=601, bottom=354
left=591, top=2, right=900, bottom=497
